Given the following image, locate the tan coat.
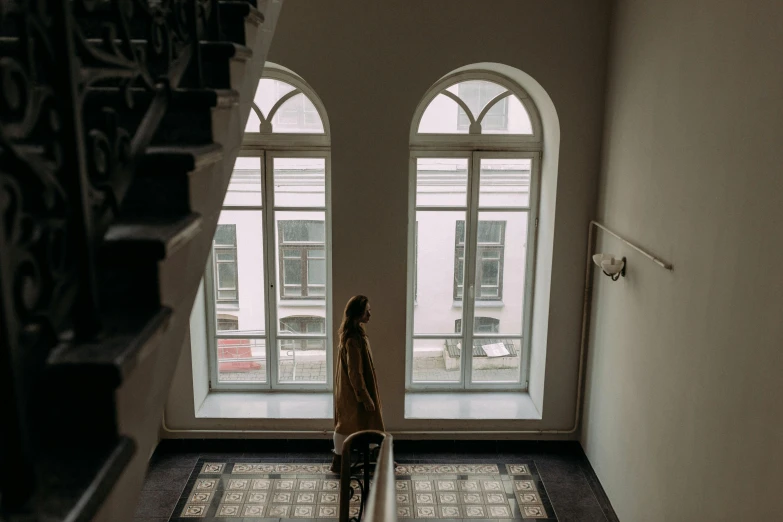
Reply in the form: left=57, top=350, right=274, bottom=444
left=334, top=333, right=385, bottom=435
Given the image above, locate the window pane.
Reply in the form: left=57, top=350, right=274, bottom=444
left=254, top=78, right=293, bottom=117
left=280, top=221, right=325, bottom=243
left=273, top=93, right=325, bottom=134
left=214, top=210, right=265, bottom=333
left=456, top=80, right=507, bottom=131
left=472, top=212, right=528, bottom=333
left=277, top=339, right=327, bottom=384
left=483, top=95, right=533, bottom=135
left=411, top=338, right=461, bottom=383
left=307, top=258, right=326, bottom=284
left=479, top=159, right=532, bottom=208
left=418, top=93, right=469, bottom=134
left=217, top=263, right=237, bottom=288
left=416, top=158, right=468, bottom=207
left=273, top=157, right=325, bottom=208
left=470, top=338, right=521, bottom=383
left=224, top=157, right=262, bottom=207
left=413, top=211, right=466, bottom=335
left=217, top=338, right=266, bottom=383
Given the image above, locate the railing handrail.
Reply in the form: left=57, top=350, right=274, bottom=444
left=363, top=434, right=397, bottom=522
left=339, top=430, right=396, bottom=522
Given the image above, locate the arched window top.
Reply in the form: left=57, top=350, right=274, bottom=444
left=411, top=71, right=542, bottom=148
left=244, top=67, right=329, bottom=138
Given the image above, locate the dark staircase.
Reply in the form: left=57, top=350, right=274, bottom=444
left=0, top=1, right=281, bottom=520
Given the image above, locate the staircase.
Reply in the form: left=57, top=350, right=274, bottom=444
left=0, top=1, right=281, bottom=520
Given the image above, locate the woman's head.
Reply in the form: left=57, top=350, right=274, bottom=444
left=338, top=295, right=371, bottom=346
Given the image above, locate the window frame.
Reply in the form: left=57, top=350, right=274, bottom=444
left=406, top=70, right=543, bottom=393
left=205, top=67, right=332, bottom=392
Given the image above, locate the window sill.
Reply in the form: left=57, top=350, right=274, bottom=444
left=452, top=301, right=505, bottom=308
left=197, top=392, right=333, bottom=419
left=404, top=392, right=541, bottom=420
left=216, top=302, right=240, bottom=311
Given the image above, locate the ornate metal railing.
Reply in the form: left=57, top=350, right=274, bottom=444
left=0, top=0, right=220, bottom=509
left=338, top=430, right=397, bottom=522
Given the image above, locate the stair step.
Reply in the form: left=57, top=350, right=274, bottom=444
left=104, top=213, right=203, bottom=261
left=219, top=1, right=265, bottom=45
left=48, top=307, right=173, bottom=386
left=140, top=143, right=225, bottom=172
left=201, top=41, right=253, bottom=62
left=122, top=144, right=224, bottom=217
left=84, top=88, right=238, bottom=146
left=200, top=42, right=252, bottom=88
left=32, top=438, right=136, bottom=522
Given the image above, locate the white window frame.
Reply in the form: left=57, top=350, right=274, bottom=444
left=206, top=67, right=332, bottom=392
left=406, top=70, right=543, bottom=392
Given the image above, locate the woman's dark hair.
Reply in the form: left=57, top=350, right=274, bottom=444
left=338, top=295, right=369, bottom=348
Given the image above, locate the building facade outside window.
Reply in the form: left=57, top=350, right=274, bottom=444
left=408, top=70, right=542, bottom=390
left=206, top=66, right=331, bottom=390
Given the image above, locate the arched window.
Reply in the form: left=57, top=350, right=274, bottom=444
left=206, top=65, right=331, bottom=391
left=407, top=70, right=542, bottom=390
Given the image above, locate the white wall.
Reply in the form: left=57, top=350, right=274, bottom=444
left=166, top=0, right=612, bottom=434
left=582, top=0, right=783, bottom=519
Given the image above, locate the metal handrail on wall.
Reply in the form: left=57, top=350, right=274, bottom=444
left=339, top=430, right=397, bottom=522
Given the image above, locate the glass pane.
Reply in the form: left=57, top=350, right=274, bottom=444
left=472, top=212, right=528, bottom=332
left=273, top=93, right=325, bottom=134
left=413, top=210, right=465, bottom=334
left=411, top=338, right=461, bottom=383
left=470, top=338, right=521, bottom=383
left=214, top=210, right=265, bottom=333
left=224, top=157, right=262, bottom=206
left=418, top=93, right=469, bottom=134
left=217, top=263, right=237, bottom=288
left=479, top=159, right=532, bottom=208
left=277, top=339, right=327, bottom=384
left=483, top=95, right=533, bottom=135
left=455, top=80, right=506, bottom=130
left=253, top=78, right=294, bottom=119
left=416, top=158, right=468, bottom=207
left=273, top=157, right=325, bottom=207
left=217, top=338, right=266, bottom=383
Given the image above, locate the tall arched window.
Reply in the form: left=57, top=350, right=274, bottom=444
left=206, top=65, right=331, bottom=391
left=407, top=71, right=542, bottom=391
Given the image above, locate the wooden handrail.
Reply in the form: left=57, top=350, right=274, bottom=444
left=363, top=435, right=397, bottom=522
left=338, top=430, right=397, bottom=522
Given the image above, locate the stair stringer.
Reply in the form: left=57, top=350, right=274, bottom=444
left=89, top=2, right=284, bottom=521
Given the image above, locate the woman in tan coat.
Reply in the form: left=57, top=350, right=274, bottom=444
left=331, top=295, right=385, bottom=472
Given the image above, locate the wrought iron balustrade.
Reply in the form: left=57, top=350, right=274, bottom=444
left=0, top=0, right=225, bottom=511
left=338, top=430, right=397, bottom=522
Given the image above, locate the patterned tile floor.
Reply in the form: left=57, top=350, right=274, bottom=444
left=170, top=460, right=556, bottom=521
left=134, top=440, right=617, bottom=522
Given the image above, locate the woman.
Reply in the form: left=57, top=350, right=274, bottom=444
left=331, top=295, right=385, bottom=473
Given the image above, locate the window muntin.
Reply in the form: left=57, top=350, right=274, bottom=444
left=457, top=81, right=508, bottom=131
left=245, top=78, right=326, bottom=134
left=207, top=69, right=331, bottom=391
left=417, top=79, right=532, bottom=135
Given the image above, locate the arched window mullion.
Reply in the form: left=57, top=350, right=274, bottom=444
left=265, top=88, right=303, bottom=125
left=476, top=91, right=512, bottom=130
left=441, top=90, right=479, bottom=133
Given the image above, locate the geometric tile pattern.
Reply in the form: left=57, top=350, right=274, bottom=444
left=176, top=460, right=558, bottom=520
